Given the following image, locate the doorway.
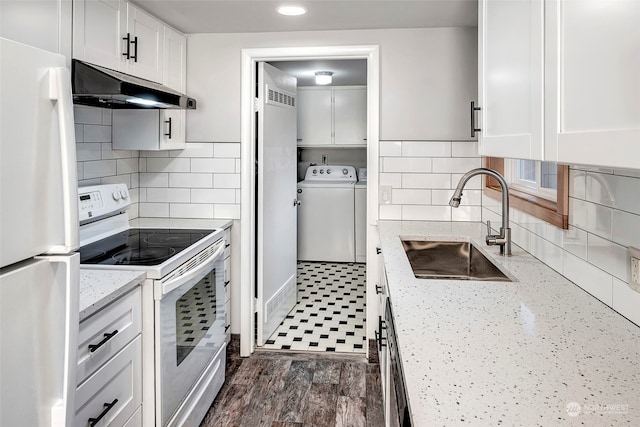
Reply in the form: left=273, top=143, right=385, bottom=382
left=239, top=46, right=380, bottom=357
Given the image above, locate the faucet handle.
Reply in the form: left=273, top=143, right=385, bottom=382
left=486, top=220, right=492, bottom=235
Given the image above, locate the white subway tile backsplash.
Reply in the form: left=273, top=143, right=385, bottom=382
left=138, top=188, right=147, bottom=203
left=169, top=173, right=213, bottom=188
left=213, top=143, right=241, bottom=158
left=101, top=109, right=112, bottom=125
left=213, top=204, right=241, bottom=219
left=77, top=162, right=83, bottom=180
left=169, top=143, right=214, bottom=158
left=147, top=188, right=190, bottom=203
left=76, top=143, right=102, bottom=161
left=587, top=234, right=627, bottom=282
left=101, top=174, right=131, bottom=187
left=587, top=172, right=640, bottom=216
left=131, top=172, right=139, bottom=189
left=402, top=173, right=451, bottom=189
left=191, top=158, right=236, bottom=173
left=612, top=278, right=640, bottom=326
left=191, top=188, right=236, bottom=204
left=433, top=189, right=481, bottom=206
left=140, top=172, right=169, bottom=188
left=235, top=159, right=241, bottom=173
left=138, top=158, right=147, bottom=173
left=510, top=223, right=532, bottom=253
left=83, top=160, right=116, bottom=179
left=75, top=124, right=84, bottom=142
left=570, top=198, right=612, bottom=239
left=451, top=141, right=478, bottom=158
left=379, top=205, right=402, bottom=220
left=562, top=252, right=613, bottom=306
left=402, top=141, right=451, bottom=158
left=392, top=189, right=431, bottom=205
left=78, top=178, right=101, bottom=187
left=101, top=143, right=137, bottom=160
left=451, top=206, right=481, bottom=222
left=116, top=158, right=138, bottom=175
left=140, top=150, right=169, bottom=158
left=529, top=235, right=563, bottom=274
left=170, top=203, right=214, bottom=219
left=612, top=210, right=640, bottom=249
left=402, top=205, right=451, bottom=221
left=451, top=174, right=481, bottom=190
left=569, top=169, right=586, bottom=200
left=83, top=124, right=112, bottom=143
left=139, top=203, right=169, bottom=218
left=383, top=157, right=432, bottom=173
left=379, top=173, right=402, bottom=188
left=432, top=157, right=480, bottom=174
left=561, top=226, right=588, bottom=260
left=74, top=106, right=102, bottom=125
left=213, top=173, right=240, bottom=189
left=379, top=141, right=402, bottom=157
left=146, top=157, right=190, bottom=173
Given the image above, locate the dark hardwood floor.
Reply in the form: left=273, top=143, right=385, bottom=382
left=200, top=336, right=384, bottom=427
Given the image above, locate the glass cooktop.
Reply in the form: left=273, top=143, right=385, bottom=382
left=79, top=228, right=215, bottom=266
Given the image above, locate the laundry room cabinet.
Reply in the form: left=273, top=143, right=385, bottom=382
left=477, top=0, right=640, bottom=169
left=297, top=86, right=367, bottom=147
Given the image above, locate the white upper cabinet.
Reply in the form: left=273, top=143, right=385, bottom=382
left=112, top=109, right=186, bottom=151
left=163, top=26, right=187, bottom=93
left=334, top=87, right=367, bottom=145
left=545, top=0, right=640, bottom=169
left=477, top=0, right=544, bottom=160
left=297, top=86, right=367, bottom=147
left=73, top=0, right=163, bottom=83
left=125, top=3, right=163, bottom=83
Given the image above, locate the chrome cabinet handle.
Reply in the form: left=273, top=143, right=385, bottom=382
left=470, top=101, right=481, bottom=137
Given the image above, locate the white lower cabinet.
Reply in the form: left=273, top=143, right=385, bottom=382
left=224, top=226, right=231, bottom=342
left=75, top=336, right=142, bottom=427
left=76, top=287, right=142, bottom=427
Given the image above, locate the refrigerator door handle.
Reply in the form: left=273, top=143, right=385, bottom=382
left=37, top=254, right=80, bottom=427
left=49, top=67, right=79, bottom=252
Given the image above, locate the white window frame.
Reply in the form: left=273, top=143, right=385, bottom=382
left=505, top=159, right=557, bottom=202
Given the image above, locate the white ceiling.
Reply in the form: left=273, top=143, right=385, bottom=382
left=270, top=59, right=367, bottom=86
left=131, top=0, right=478, bottom=34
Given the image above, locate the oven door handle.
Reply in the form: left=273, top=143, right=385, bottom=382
left=158, top=240, right=225, bottom=298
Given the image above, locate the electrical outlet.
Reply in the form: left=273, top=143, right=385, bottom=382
left=380, top=185, right=392, bottom=204
left=628, top=246, right=640, bottom=291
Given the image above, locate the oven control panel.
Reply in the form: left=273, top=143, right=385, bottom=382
left=78, top=184, right=130, bottom=224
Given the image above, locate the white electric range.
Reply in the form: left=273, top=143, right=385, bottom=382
left=78, top=184, right=226, bottom=427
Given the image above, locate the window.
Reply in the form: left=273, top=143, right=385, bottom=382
left=484, top=157, right=569, bottom=229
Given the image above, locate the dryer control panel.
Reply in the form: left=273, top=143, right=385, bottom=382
left=304, top=165, right=357, bottom=181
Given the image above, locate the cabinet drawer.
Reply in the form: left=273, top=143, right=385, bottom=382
left=224, top=228, right=231, bottom=259
left=224, top=257, right=231, bottom=288
left=77, top=287, right=142, bottom=384
left=75, top=335, right=142, bottom=427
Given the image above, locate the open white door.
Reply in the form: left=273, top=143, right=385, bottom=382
left=256, top=62, right=298, bottom=346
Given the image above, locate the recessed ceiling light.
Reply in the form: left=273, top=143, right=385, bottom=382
left=276, top=6, right=307, bottom=16
left=315, top=71, right=333, bottom=85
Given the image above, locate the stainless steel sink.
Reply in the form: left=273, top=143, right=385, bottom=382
left=402, top=240, right=512, bottom=282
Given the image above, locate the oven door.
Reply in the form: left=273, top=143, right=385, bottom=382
left=155, top=239, right=226, bottom=426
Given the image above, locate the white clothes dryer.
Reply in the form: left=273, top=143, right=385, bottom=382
left=297, top=165, right=357, bottom=262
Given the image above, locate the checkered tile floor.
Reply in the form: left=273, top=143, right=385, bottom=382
left=262, top=262, right=366, bottom=353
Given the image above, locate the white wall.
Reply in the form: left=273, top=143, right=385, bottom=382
left=483, top=166, right=640, bottom=327
left=186, top=27, right=477, bottom=142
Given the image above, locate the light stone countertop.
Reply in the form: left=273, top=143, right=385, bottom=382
left=79, top=269, right=146, bottom=321
left=379, top=221, right=640, bottom=426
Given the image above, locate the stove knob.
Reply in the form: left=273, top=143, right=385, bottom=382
left=312, top=169, right=317, bottom=175
left=342, top=168, right=348, bottom=175
left=120, top=190, right=128, bottom=200
left=326, top=168, right=332, bottom=174
left=112, top=191, right=121, bottom=201
left=319, top=169, right=324, bottom=174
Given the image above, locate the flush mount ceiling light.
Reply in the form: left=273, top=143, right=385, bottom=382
left=315, top=71, right=333, bottom=85
left=276, top=5, right=307, bottom=16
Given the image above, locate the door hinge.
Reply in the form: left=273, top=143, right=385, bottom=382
left=253, top=297, right=259, bottom=313
left=253, top=98, right=261, bottom=113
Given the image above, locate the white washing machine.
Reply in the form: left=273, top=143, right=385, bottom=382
left=297, top=165, right=357, bottom=262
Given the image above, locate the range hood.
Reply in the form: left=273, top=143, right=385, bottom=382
left=72, top=60, right=196, bottom=109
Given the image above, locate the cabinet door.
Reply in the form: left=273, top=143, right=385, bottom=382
left=297, top=88, right=333, bottom=146
left=546, top=0, right=640, bottom=169
left=163, top=26, right=187, bottom=92
left=73, top=0, right=126, bottom=72
left=334, top=87, right=367, bottom=145
left=478, top=0, right=544, bottom=159
left=159, top=110, right=186, bottom=150
left=126, top=3, right=163, bottom=83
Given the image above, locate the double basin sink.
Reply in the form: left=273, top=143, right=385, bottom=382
left=402, top=240, right=512, bottom=282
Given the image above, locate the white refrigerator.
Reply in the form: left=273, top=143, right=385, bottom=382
left=0, top=38, right=80, bottom=426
